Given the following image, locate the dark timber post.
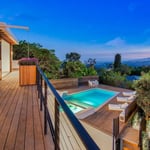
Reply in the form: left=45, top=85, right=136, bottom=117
left=55, top=98, right=60, bottom=150
left=139, top=117, right=146, bottom=150
left=113, top=117, right=119, bottom=150
left=36, top=67, right=39, bottom=89
left=40, top=74, right=43, bottom=111
left=44, top=81, right=47, bottom=134
left=36, top=67, right=40, bottom=98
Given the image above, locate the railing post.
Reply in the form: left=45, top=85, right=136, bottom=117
left=36, top=67, right=40, bottom=98
left=40, top=74, right=43, bottom=111
left=148, top=140, right=150, bottom=150
left=55, top=98, right=60, bottom=150
left=139, top=117, right=146, bottom=150
left=36, top=66, right=38, bottom=89
left=113, top=117, right=119, bottom=150
left=44, top=81, right=47, bottom=135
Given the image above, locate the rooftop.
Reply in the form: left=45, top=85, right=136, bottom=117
left=0, top=22, right=18, bottom=44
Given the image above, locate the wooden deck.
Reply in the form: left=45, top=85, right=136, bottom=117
left=0, top=71, right=54, bottom=150
left=121, top=127, right=140, bottom=150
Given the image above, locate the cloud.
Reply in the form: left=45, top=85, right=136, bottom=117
left=12, top=31, right=150, bottom=62
left=105, top=37, right=125, bottom=47
left=118, top=46, right=150, bottom=60
left=42, top=37, right=150, bottom=61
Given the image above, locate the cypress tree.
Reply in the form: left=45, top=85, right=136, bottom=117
left=114, top=53, right=121, bottom=69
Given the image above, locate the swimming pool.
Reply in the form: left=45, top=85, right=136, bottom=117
left=60, top=103, right=84, bottom=113
left=63, top=88, right=118, bottom=108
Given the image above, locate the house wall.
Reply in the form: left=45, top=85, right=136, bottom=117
left=12, top=60, right=19, bottom=70
left=81, top=121, right=113, bottom=150
left=1, top=39, right=10, bottom=73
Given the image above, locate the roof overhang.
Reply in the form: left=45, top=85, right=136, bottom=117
left=0, top=26, right=18, bottom=45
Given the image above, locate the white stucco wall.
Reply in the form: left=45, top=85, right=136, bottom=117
left=81, top=121, right=113, bottom=150
left=1, top=39, right=10, bottom=72
left=12, top=60, right=19, bottom=70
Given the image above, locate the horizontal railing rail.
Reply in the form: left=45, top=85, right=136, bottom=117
left=36, top=65, right=100, bottom=150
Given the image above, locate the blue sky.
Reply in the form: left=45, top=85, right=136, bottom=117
left=1, top=0, right=150, bottom=62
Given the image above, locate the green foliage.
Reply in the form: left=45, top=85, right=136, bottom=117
left=65, top=52, right=81, bottom=62
left=99, top=69, right=126, bottom=87
left=133, top=72, right=150, bottom=118
left=142, top=131, right=149, bottom=150
left=131, top=66, right=150, bottom=76
left=98, top=68, right=133, bottom=88
left=114, top=53, right=121, bottom=69
left=87, top=67, right=97, bottom=76
left=62, top=61, right=88, bottom=78
left=33, top=48, right=61, bottom=79
left=13, top=40, right=61, bottom=79
left=61, top=52, right=97, bottom=78
left=131, top=112, right=141, bottom=130
left=86, top=58, right=96, bottom=68
left=13, top=40, right=31, bottom=59
left=115, top=64, right=132, bottom=75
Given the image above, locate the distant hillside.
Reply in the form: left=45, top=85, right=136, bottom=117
left=124, top=57, right=150, bottom=67
left=95, top=57, right=150, bottom=69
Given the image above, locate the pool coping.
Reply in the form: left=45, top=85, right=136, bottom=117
left=63, top=87, right=120, bottom=118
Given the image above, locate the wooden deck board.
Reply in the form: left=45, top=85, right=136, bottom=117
left=4, top=86, right=24, bottom=150
left=33, top=86, right=46, bottom=150
left=0, top=71, right=54, bottom=150
left=25, top=86, right=34, bottom=150
left=15, top=87, right=28, bottom=150
left=0, top=76, right=19, bottom=149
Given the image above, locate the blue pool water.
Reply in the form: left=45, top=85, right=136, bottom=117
left=60, top=103, right=84, bottom=113
left=63, top=88, right=118, bottom=108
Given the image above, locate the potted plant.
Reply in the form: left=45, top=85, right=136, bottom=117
left=18, top=57, right=38, bottom=86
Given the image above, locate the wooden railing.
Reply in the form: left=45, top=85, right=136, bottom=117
left=36, top=65, right=100, bottom=150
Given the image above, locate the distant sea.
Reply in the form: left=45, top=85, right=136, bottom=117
left=94, top=57, right=150, bottom=69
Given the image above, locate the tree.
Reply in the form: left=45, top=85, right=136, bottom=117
left=13, top=40, right=29, bottom=59
left=134, top=72, right=150, bottom=120
left=99, top=70, right=126, bottom=87
left=64, top=61, right=88, bottom=78
left=13, top=40, right=42, bottom=59
left=66, top=52, right=81, bottom=62
left=62, top=52, right=87, bottom=78
left=13, top=40, right=61, bottom=79
left=114, top=53, right=121, bottom=69
left=87, top=58, right=96, bottom=68
left=133, top=72, right=150, bottom=142
left=115, top=64, right=132, bottom=75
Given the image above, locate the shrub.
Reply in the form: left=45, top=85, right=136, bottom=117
left=133, top=72, right=150, bottom=119
left=99, top=70, right=126, bottom=87
left=142, top=131, right=149, bottom=150
left=18, top=57, right=38, bottom=65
